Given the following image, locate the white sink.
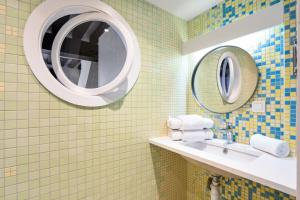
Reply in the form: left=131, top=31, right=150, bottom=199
left=183, top=139, right=264, bottom=164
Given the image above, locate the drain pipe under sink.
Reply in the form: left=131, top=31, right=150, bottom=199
left=207, top=175, right=221, bottom=200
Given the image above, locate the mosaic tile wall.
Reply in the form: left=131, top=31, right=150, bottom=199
left=187, top=162, right=295, bottom=200
left=0, top=0, right=189, bottom=199
left=0, top=0, right=297, bottom=199
left=188, top=0, right=297, bottom=154
left=187, top=0, right=296, bottom=199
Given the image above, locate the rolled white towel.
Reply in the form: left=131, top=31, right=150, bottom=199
left=167, top=115, right=214, bottom=130
left=182, top=129, right=214, bottom=142
left=250, top=134, right=290, bottom=158
left=168, top=130, right=182, bottom=141
left=167, top=117, right=182, bottom=130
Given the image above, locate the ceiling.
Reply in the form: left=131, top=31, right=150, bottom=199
left=145, top=0, right=223, bottom=20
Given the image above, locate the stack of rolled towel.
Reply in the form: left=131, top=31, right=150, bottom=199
left=167, top=114, right=214, bottom=142
left=250, top=134, right=290, bottom=157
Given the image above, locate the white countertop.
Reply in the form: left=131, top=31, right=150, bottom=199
left=149, top=137, right=296, bottom=196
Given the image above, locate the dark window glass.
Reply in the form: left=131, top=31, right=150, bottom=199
left=220, top=58, right=231, bottom=95
left=42, top=17, right=127, bottom=89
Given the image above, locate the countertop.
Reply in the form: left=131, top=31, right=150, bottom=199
left=149, top=136, right=296, bottom=196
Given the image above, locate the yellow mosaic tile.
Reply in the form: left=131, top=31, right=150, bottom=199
left=0, top=0, right=188, bottom=199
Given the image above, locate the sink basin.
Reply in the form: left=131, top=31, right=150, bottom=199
left=183, top=139, right=264, bottom=164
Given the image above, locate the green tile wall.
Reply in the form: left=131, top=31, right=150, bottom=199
left=0, top=0, right=188, bottom=199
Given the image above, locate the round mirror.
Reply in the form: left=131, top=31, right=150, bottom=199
left=191, top=46, right=258, bottom=113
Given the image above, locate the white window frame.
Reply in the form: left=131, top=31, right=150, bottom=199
left=23, top=0, right=140, bottom=107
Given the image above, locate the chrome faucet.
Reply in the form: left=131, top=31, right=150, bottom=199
left=218, top=121, right=234, bottom=144
left=225, top=122, right=233, bottom=144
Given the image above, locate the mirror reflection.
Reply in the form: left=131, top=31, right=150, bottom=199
left=218, top=57, right=232, bottom=97
left=216, top=53, right=241, bottom=104
left=192, top=46, right=258, bottom=113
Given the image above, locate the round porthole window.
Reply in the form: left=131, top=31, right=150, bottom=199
left=24, top=0, right=140, bottom=107
left=216, top=52, right=241, bottom=104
